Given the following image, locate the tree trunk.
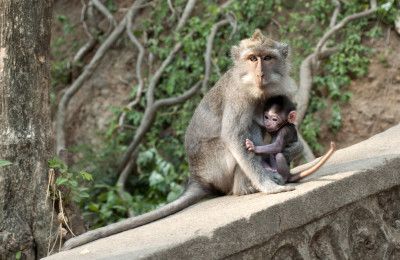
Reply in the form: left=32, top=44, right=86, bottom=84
left=0, top=1, right=54, bottom=259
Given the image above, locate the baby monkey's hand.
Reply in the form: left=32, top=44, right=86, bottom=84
left=245, top=139, right=255, bottom=152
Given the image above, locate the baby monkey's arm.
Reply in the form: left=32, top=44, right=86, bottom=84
left=245, top=127, right=289, bottom=154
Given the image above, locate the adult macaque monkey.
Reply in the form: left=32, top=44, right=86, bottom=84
left=62, top=30, right=302, bottom=250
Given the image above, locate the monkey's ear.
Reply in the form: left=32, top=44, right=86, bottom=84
left=279, top=43, right=289, bottom=59
left=230, top=45, right=241, bottom=61
left=252, top=29, right=264, bottom=40
left=288, top=110, right=297, bottom=124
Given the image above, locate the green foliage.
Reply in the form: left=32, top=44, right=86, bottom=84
left=51, top=0, right=395, bottom=228
left=329, top=104, right=342, bottom=132
left=300, top=114, right=323, bottom=152
left=48, top=157, right=93, bottom=203
left=0, top=160, right=12, bottom=167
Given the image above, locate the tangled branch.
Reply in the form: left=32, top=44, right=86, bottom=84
left=117, top=15, right=233, bottom=187
left=296, top=3, right=379, bottom=126
left=56, top=0, right=147, bottom=154
left=294, top=1, right=379, bottom=161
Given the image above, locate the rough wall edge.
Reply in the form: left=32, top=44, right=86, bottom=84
left=111, top=157, right=400, bottom=259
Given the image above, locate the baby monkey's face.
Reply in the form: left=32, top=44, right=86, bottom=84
left=264, top=109, right=286, bottom=133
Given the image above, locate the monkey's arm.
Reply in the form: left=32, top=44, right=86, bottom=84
left=252, top=128, right=289, bottom=154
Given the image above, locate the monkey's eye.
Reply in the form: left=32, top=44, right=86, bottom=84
left=264, top=115, right=269, bottom=119
left=249, top=55, right=257, bottom=62
left=272, top=117, right=278, bottom=122
left=264, top=55, right=274, bottom=61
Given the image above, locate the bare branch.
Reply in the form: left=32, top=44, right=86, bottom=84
left=92, top=0, right=117, bottom=34
left=315, top=7, right=378, bottom=57
left=226, top=13, right=237, bottom=39
left=212, top=58, right=222, bottom=77
left=118, top=106, right=157, bottom=172
left=155, top=81, right=202, bottom=108
left=221, top=0, right=234, bottom=9
left=370, top=0, right=377, bottom=9
left=116, top=150, right=138, bottom=217
left=317, top=46, right=339, bottom=59
left=295, top=54, right=314, bottom=125
left=176, top=0, right=197, bottom=31
left=329, top=0, right=341, bottom=28
left=119, top=80, right=202, bottom=172
left=146, top=42, right=183, bottom=105
left=73, top=0, right=98, bottom=64
left=118, top=6, right=147, bottom=128
left=167, top=0, right=176, bottom=18
left=73, top=38, right=97, bottom=64
left=56, top=0, right=147, bottom=153
left=202, top=18, right=230, bottom=93
left=80, top=0, right=94, bottom=39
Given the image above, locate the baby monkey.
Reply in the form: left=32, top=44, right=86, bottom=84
left=246, top=95, right=336, bottom=183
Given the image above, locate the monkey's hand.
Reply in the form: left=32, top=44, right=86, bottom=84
left=245, top=139, right=256, bottom=152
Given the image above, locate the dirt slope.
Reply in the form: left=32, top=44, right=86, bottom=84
left=321, top=30, right=400, bottom=150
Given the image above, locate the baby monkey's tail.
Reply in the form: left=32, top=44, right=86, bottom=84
left=288, top=141, right=336, bottom=183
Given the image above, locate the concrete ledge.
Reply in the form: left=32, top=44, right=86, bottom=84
left=45, top=124, right=400, bottom=259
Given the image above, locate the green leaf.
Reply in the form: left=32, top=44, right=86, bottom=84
left=0, top=160, right=12, bottom=167
left=88, top=203, right=100, bottom=212
left=80, top=171, right=93, bottom=181
left=56, top=178, right=68, bottom=186
left=15, top=251, right=21, bottom=260
left=48, top=157, right=67, bottom=171
left=149, top=172, right=164, bottom=187
left=380, top=2, right=393, bottom=11
left=80, top=192, right=90, bottom=198
left=112, top=205, right=127, bottom=212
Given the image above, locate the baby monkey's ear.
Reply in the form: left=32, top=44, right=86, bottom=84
left=288, top=110, right=297, bottom=124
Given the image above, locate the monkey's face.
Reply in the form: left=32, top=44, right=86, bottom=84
left=264, top=109, right=286, bottom=133
left=243, top=49, right=285, bottom=89
left=231, top=30, right=291, bottom=97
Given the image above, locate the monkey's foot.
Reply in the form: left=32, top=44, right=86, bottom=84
left=260, top=184, right=295, bottom=195
left=267, top=171, right=285, bottom=185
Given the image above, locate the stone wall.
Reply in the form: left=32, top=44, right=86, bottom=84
left=45, top=124, right=400, bottom=260
left=229, top=185, right=400, bottom=260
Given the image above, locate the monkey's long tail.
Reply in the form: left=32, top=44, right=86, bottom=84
left=288, top=141, right=336, bottom=183
left=62, top=181, right=209, bottom=251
